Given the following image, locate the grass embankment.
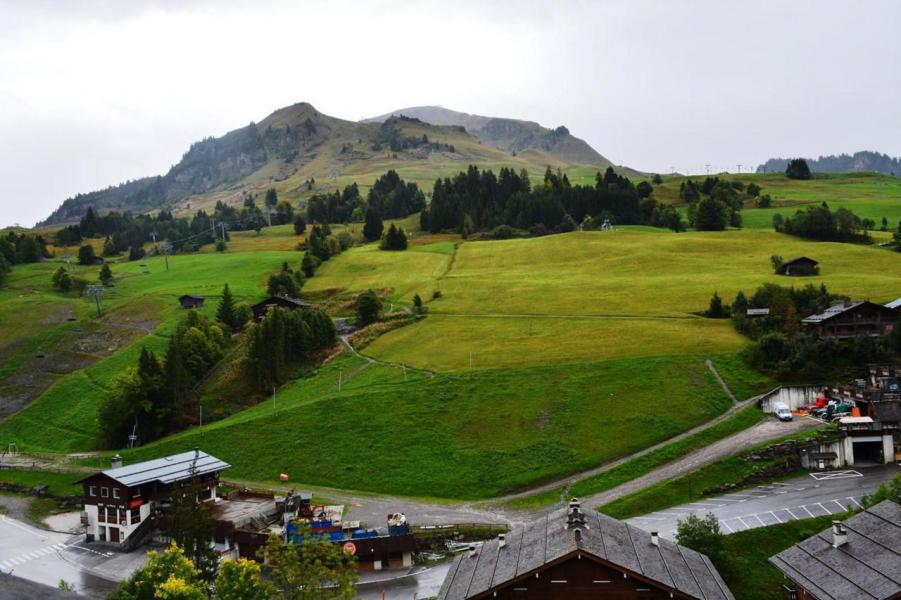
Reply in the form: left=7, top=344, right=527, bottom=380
left=117, top=352, right=743, bottom=499
left=0, top=469, right=82, bottom=497
left=599, top=427, right=825, bottom=519
left=567, top=404, right=766, bottom=500
left=715, top=515, right=841, bottom=600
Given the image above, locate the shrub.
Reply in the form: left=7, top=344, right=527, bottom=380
left=355, top=290, right=381, bottom=326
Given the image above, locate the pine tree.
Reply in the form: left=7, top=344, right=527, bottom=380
left=217, top=284, right=236, bottom=330
left=301, top=252, right=318, bottom=278
left=99, top=263, right=113, bottom=286
left=355, top=290, right=381, bottom=326
left=363, top=206, right=384, bottom=242
left=102, top=236, right=117, bottom=257
left=77, top=244, right=96, bottom=265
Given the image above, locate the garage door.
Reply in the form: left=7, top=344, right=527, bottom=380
left=852, top=438, right=884, bottom=464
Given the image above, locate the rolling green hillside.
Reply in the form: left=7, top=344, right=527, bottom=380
left=3, top=172, right=900, bottom=499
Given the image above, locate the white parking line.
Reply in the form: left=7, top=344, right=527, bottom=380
left=737, top=517, right=750, bottom=529
left=848, top=497, right=863, bottom=508
left=719, top=520, right=734, bottom=533
left=786, top=508, right=800, bottom=520
left=801, top=505, right=815, bottom=517
left=816, top=502, right=829, bottom=514
left=831, top=499, right=847, bottom=512
left=770, top=511, right=784, bottom=524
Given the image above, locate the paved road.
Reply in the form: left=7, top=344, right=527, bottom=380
left=0, top=515, right=116, bottom=598
left=626, top=464, right=901, bottom=539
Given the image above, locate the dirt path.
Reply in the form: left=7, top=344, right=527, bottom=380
left=577, top=416, right=821, bottom=508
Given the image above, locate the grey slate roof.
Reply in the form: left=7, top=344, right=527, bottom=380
left=769, top=500, right=901, bottom=600
left=802, top=301, right=897, bottom=324
left=437, top=507, right=734, bottom=600
left=885, top=297, right=901, bottom=310
left=83, top=450, right=230, bottom=487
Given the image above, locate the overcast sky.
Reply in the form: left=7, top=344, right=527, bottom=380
left=1, top=0, right=900, bottom=227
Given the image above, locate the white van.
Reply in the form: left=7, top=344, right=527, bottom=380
left=774, top=402, right=793, bottom=421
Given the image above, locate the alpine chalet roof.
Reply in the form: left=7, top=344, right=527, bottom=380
left=438, top=506, right=734, bottom=600
left=886, top=297, right=901, bottom=310
left=82, top=450, right=230, bottom=487
left=769, top=500, right=901, bottom=600
left=802, top=301, right=895, bottom=324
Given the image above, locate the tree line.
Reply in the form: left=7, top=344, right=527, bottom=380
left=773, top=202, right=874, bottom=243
left=306, top=170, right=425, bottom=225
left=420, top=165, right=687, bottom=235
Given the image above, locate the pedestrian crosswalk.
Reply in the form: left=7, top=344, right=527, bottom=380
left=0, top=543, right=66, bottom=571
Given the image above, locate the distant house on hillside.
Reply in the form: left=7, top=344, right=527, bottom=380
left=251, top=295, right=315, bottom=322
left=769, top=500, right=901, bottom=600
left=438, top=499, right=735, bottom=600
left=178, top=294, right=205, bottom=309
left=802, top=301, right=898, bottom=339
left=777, top=256, right=819, bottom=276
left=746, top=308, right=770, bottom=317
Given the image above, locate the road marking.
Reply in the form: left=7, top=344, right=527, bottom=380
left=816, top=502, right=829, bottom=514
left=770, top=511, right=784, bottom=524
left=719, top=520, right=734, bottom=533
left=831, top=499, right=847, bottom=512
left=737, top=517, right=750, bottom=529
left=0, top=516, right=51, bottom=540
left=848, top=497, right=863, bottom=508
left=801, top=505, right=815, bottom=518
left=754, top=514, right=767, bottom=525
left=809, top=470, right=863, bottom=481
left=786, top=508, right=800, bottom=520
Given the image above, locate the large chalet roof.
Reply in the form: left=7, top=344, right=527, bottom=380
left=886, top=297, right=901, bottom=310
left=79, top=450, right=230, bottom=488
left=438, top=505, right=734, bottom=600
left=784, top=256, right=819, bottom=266
left=251, top=295, right=315, bottom=310
left=769, top=500, right=901, bottom=600
left=802, top=301, right=896, bottom=324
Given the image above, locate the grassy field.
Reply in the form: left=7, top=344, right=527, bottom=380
left=599, top=427, right=826, bottom=519
left=715, top=515, right=841, bottom=600
left=111, top=352, right=751, bottom=499
left=0, top=469, right=83, bottom=497
left=353, top=229, right=901, bottom=370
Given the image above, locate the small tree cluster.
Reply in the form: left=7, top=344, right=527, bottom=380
left=267, top=262, right=305, bottom=298
left=216, top=284, right=251, bottom=332
left=245, top=306, right=337, bottom=393
left=354, top=290, right=381, bottom=326
left=380, top=224, right=408, bottom=250
left=773, top=203, right=870, bottom=243
left=785, top=158, right=812, bottom=180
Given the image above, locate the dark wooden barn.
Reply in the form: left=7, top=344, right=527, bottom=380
left=802, top=301, right=898, bottom=339
left=178, top=294, right=205, bottom=309
left=251, top=295, right=315, bottom=321
left=438, top=500, right=734, bottom=600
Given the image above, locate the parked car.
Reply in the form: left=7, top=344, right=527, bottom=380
left=774, top=402, right=793, bottom=421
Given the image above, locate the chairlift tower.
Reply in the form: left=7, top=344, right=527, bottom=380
left=87, top=285, right=104, bottom=317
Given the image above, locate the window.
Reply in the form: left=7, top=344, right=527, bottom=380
left=112, top=488, right=120, bottom=499
left=89, top=486, right=96, bottom=497
left=131, top=507, right=141, bottom=524
left=101, top=487, right=109, bottom=498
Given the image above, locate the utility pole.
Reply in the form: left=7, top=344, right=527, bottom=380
left=736, top=164, right=742, bottom=173
left=219, top=222, right=227, bottom=241
left=160, top=242, right=171, bottom=271
left=87, top=285, right=104, bottom=317
left=705, top=164, right=711, bottom=175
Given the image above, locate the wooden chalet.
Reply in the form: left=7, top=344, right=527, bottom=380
left=770, top=500, right=901, bottom=600
left=251, top=295, right=315, bottom=321
left=778, top=256, right=819, bottom=276
left=77, top=450, right=229, bottom=549
left=438, top=500, right=734, bottom=600
left=802, top=301, right=898, bottom=339
left=178, top=294, right=205, bottom=309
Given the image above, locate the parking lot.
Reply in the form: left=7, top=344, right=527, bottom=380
left=627, top=465, right=899, bottom=539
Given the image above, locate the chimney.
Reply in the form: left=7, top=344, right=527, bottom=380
left=567, top=497, right=587, bottom=536
left=651, top=531, right=659, bottom=547
left=111, top=454, right=123, bottom=469
left=498, top=534, right=506, bottom=549
left=469, top=545, right=478, bottom=558
left=832, top=521, right=847, bottom=548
